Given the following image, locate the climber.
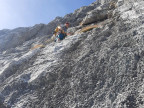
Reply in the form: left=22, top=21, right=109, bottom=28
left=54, top=22, right=70, bottom=42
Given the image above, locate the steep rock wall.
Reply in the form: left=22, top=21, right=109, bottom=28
left=0, top=0, right=144, bottom=108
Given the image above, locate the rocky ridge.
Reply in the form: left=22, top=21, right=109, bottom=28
left=0, top=0, right=144, bottom=108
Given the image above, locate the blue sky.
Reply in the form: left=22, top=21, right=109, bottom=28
left=0, top=0, right=96, bottom=30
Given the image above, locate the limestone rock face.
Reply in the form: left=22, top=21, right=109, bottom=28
left=0, top=94, right=6, bottom=108
left=0, top=0, right=144, bottom=108
left=0, top=24, right=50, bottom=52
left=81, top=0, right=118, bottom=25
left=81, top=8, right=109, bottom=25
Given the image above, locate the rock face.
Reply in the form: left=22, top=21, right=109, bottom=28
left=0, top=93, right=6, bottom=108
left=0, top=0, right=144, bottom=108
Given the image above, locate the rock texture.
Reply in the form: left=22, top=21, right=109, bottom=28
left=0, top=0, right=144, bottom=108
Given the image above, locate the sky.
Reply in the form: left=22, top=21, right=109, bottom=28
left=0, top=0, right=96, bottom=30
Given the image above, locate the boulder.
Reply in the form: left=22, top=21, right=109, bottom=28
left=81, top=8, right=108, bottom=25
left=81, top=1, right=118, bottom=25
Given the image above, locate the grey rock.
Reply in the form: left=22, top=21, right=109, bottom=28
left=81, top=8, right=109, bottom=25
left=81, top=1, right=118, bottom=25
left=0, top=0, right=144, bottom=108
left=0, top=93, right=6, bottom=108
left=67, top=26, right=82, bottom=35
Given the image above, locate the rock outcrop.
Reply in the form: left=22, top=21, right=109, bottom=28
left=0, top=0, right=144, bottom=108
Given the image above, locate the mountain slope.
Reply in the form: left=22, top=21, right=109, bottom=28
left=0, top=0, right=144, bottom=108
